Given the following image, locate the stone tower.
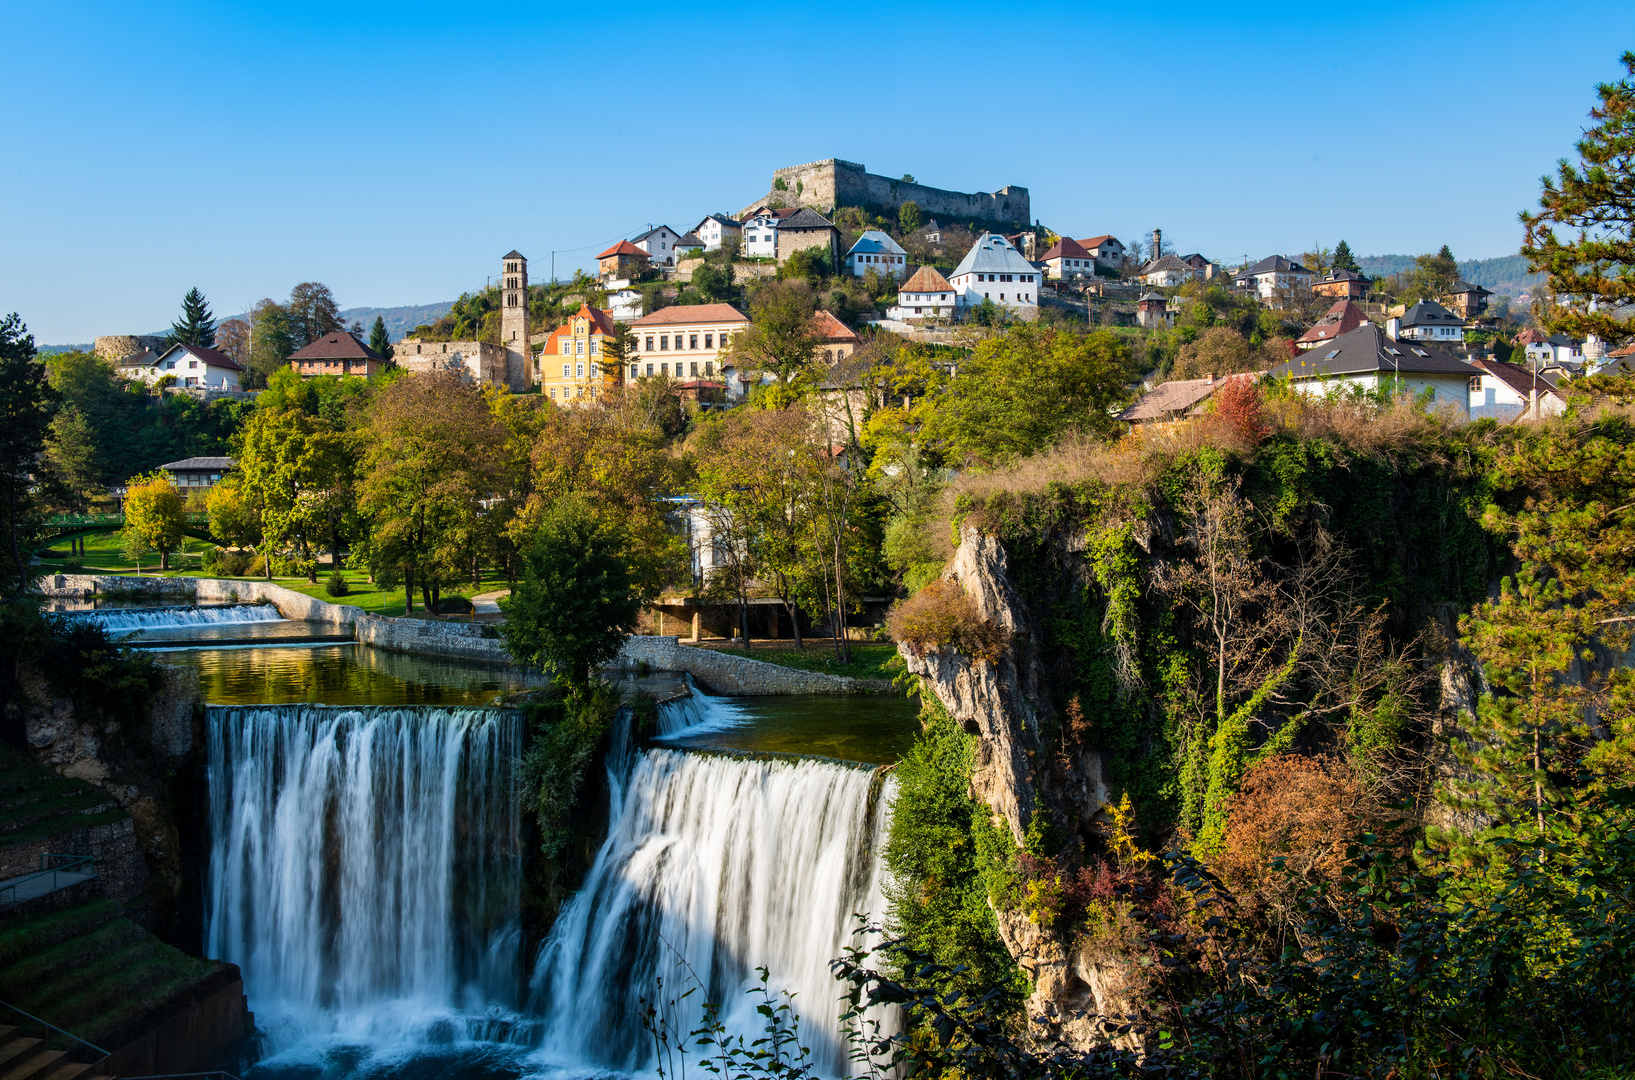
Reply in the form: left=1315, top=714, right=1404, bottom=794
left=500, top=250, right=529, bottom=390
left=1152, top=228, right=1162, bottom=260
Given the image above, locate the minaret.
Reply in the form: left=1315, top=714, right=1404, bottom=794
left=500, top=250, right=529, bottom=390
left=1152, top=228, right=1162, bottom=260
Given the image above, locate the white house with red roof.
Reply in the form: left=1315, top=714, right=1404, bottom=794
left=1296, top=299, right=1372, bottom=351
left=1041, top=236, right=1095, bottom=281
left=1079, top=235, right=1126, bottom=269
left=130, top=342, right=244, bottom=389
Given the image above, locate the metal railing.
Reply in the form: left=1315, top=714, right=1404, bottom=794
left=0, top=999, right=110, bottom=1068
left=120, top=1074, right=244, bottom=1080
left=0, top=853, right=94, bottom=905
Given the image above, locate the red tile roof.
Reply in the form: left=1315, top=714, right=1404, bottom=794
left=1042, top=236, right=1091, bottom=261
left=1471, top=357, right=1564, bottom=401
left=168, top=342, right=247, bottom=371
left=287, top=331, right=382, bottom=363
left=542, top=306, right=618, bottom=358
left=630, top=303, right=751, bottom=327
left=597, top=240, right=648, bottom=259
left=810, top=309, right=859, bottom=342
left=1515, top=327, right=1549, bottom=346
left=1079, top=234, right=1118, bottom=249
left=1296, top=299, right=1371, bottom=346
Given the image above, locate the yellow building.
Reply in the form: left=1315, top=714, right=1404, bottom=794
left=540, top=305, right=620, bottom=404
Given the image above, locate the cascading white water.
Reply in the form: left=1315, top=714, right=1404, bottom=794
left=76, top=602, right=284, bottom=632
left=205, top=704, right=523, bottom=1050
left=530, top=697, right=897, bottom=1074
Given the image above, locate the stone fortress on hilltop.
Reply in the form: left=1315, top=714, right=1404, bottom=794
left=737, top=158, right=1030, bottom=230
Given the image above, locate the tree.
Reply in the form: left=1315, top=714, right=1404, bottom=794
left=287, top=282, right=344, bottom=348
left=233, top=408, right=354, bottom=581
left=899, top=200, right=924, bottom=234
left=166, top=287, right=217, bottom=347
left=729, top=281, right=819, bottom=388
left=121, top=472, right=186, bottom=570
left=1521, top=51, right=1635, bottom=346
left=692, top=261, right=733, bottom=303
left=44, top=406, right=102, bottom=518
left=1404, top=245, right=1459, bottom=303
left=248, top=298, right=296, bottom=388
left=1170, top=326, right=1287, bottom=381
left=779, top=245, right=833, bottom=286
left=0, top=313, right=54, bottom=593
left=500, top=495, right=639, bottom=685
left=1331, top=239, right=1359, bottom=274
left=215, top=318, right=250, bottom=367
left=205, top=476, right=261, bottom=556
left=368, top=316, right=394, bottom=361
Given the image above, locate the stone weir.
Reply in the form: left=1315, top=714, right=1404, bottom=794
left=37, top=575, right=883, bottom=694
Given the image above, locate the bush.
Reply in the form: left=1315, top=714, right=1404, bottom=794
left=888, top=580, right=1008, bottom=663
left=435, top=595, right=472, bottom=614
left=324, top=570, right=350, bottom=597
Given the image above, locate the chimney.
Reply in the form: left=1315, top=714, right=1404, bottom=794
left=1152, top=227, right=1162, bottom=259
left=1386, top=316, right=1401, bottom=341
left=1203, top=371, right=1215, bottom=383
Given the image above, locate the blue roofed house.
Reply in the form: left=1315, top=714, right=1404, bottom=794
left=845, top=230, right=908, bottom=280
left=1268, top=323, right=1477, bottom=414
left=949, top=233, right=1041, bottom=318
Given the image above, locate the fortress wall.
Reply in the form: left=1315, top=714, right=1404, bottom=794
left=761, top=159, right=1030, bottom=227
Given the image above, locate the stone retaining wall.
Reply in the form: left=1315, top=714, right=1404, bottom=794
left=0, top=817, right=148, bottom=907
left=610, top=635, right=882, bottom=694
left=101, top=964, right=253, bottom=1077
left=37, top=574, right=364, bottom=629
left=355, top=612, right=511, bottom=663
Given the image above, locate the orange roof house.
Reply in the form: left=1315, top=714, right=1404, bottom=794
left=597, top=240, right=650, bottom=279
left=541, top=304, right=620, bottom=405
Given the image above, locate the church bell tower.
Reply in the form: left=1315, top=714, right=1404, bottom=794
left=500, top=250, right=529, bottom=390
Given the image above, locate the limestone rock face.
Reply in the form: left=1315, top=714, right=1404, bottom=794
left=896, top=525, right=1124, bottom=1048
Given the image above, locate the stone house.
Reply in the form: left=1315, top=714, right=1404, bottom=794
left=692, top=213, right=743, bottom=251
left=133, top=343, right=244, bottom=390
left=287, top=330, right=388, bottom=378
left=1448, top=279, right=1493, bottom=319
left=597, top=240, right=650, bottom=280
left=676, top=232, right=705, bottom=260
left=1078, top=234, right=1126, bottom=269
left=812, top=309, right=860, bottom=365
left=395, top=338, right=510, bottom=387
left=1136, top=293, right=1170, bottom=329
left=949, top=232, right=1041, bottom=316
left=888, top=265, right=958, bottom=322
left=541, top=304, right=619, bottom=405
left=771, top=208, right=841, bottom=268
left=845, top=230, right=907, bottom=279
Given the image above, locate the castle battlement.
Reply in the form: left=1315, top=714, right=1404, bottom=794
left=743, top=160, right=1030, bottom=229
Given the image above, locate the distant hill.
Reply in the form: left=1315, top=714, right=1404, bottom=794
left=335, top=302, right=455, bottom=342
left=1357, top=254, right=1541, bottom=299
left=37, top=342, right=93, bottom=355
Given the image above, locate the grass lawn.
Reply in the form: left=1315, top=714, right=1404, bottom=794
left=692, top=640, right=902, bottom=683
left=34, top=536, right=510, bottom=620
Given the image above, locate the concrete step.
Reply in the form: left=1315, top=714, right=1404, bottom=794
left=0, top=1040, right=42, bottom=1070
left=1, top=1047, right=65, bottom=1080
left=37, top=1061, right=106, bottom=1080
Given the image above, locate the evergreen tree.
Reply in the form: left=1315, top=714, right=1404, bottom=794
left=368, top=316, right=394, bottom=361
left=1522, top=51, right=1635, bottom=345
left=0, top=313, right=54, bottom=593
left=167, top=286, right=217, bottom=347
left=1331, top=239, right=1359, bottom=273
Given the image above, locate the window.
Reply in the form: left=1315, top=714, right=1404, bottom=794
left=590, top=363, right=598, bottom=376
left=589, top=340, right=598, bottom=354
left=549, top=388, right=557, bottom=398
left=1469, top=376, right=1482, bottom=392
left=562, top=342, right=570, bottom=355
left=576, top=362, right=584, bottom=377
left=690, top=362, right=698, bottom=376
left=647, top=363, right=655, bottom=376
left=704, top=333, right=713, bottom=349
left=661, top=363, right=668, bottom=375
left=704, top=361, right=714, bottom=376
left=576, top=340, right=584, bottom=355
left=630, top=364, right=639, bottom=379
left=562, top=363, right=570, bottom=377
left=660, top=335, right=669, bottom=350
left=645, top=336, right=654, bottom=351
left=1324, top=350, right=1340, bottom=359
left=689, top=335, right=698, bottom=350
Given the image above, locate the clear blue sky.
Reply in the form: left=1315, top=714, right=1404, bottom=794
left=4, top=0, right=1631, bottom=343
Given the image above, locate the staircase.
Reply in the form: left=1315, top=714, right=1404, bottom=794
left=0, top=1023, right=111, bottom=1080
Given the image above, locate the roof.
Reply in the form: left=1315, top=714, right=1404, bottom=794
left=1451, top=279, right=1492, bottom=295
left=632, top=225, right=678, bottom=243
left=695, top=213, right=742, bottom=230
left=1041, top=236, right=1091, bottom=261
left=818, top=349, right=876, bottom=391
left=1118, top=372, right=1259, bottom=421
left=951, top=232, right=1038, bottom=278
left=630, top=303, right=751, bottom=327
left=1545, top=334, right=1583, bottom=348
left=1080, top=234, right=1121, bottom=249
left=503, top=249, right=525, bottom=260
left=1515, top=328, right=1549, bottom=346
left=1317, top=268, right=1367, bottom=283
left=1142, top=254, right=1194, bottom=276
left=1138, top=292, right=1167, bottom=303
left=676, top=232, right=704, bottom=247
left=846, top=229, right=908, bottom=257
left=1399, top=299, right=1462, bottom=329
left=1269, top=323, right=1477, bottom=379
left=1470, top=357, right=1565, bottom=401
left=1296, top=299, right=1372, bottom=346
left=159, top=456, right=234, bottom=471
left=1607, top=341, right=1635, bottom=358
left=597, top=239, right=648, bottom=260
left=287, top=331, right=383, bottom=362
left=1237, top=255, right=1312, bottom=278
left=155, top=342, right=246, bottom=372
left=777, top=207, right=838, bottom=230
left=116, top=348, right=162, bottom=368
left=900, top=265, right=955, bottom=293
left=810, top=309, right=860, bottom=343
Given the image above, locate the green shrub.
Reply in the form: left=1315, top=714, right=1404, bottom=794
left=324, top=570, right=349, bottom=597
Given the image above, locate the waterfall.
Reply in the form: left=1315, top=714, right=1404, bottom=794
left=530, top=695, right=897, bottom=1074
left=75, top=602, right=284, bottom=632
left=652, top=675, right=747, bottom=737
left=205, top=704, right=523, bottom=1048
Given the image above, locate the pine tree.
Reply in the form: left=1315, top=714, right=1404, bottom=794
left=1522, top=52, right=1635, bottom=345
left=167, top=287, right=217, bottom=347
left=1331, top=239, right=1359, bottom=274
left=0, top=313, right=54, bottom=593
left=368, top=316, right=394, bottom=361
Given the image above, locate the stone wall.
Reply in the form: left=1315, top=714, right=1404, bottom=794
left=394, top=339, right=511, bottom=388
left=37, top=575, right=363, bottom=629
left=745, top=159, right=1030, bottom=228
left=101, top=965, right=253, bottom=1077
left=609, top=635, right=884, bottom=694
left=0, top=817, right=148, bottom=907
left=355, top=612, right=511, bottom=664
left=94, top=334, right=166, bottom=362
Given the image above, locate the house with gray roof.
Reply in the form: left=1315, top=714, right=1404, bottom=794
left=692, top=213, right=742, bottom=251
left=1397, top=299, right=1466, bottom=348
left=1140, top=254, right=1197, bottom=287
left=1268, top=323, right=1476, bottom=413
left=845, top=230, right=908, bottom=280
left=1233, top=255, right=1313, bottom=301
left=632, top=225, right=685, bottom=267
left=949, top=233, right=1041, bottom=317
